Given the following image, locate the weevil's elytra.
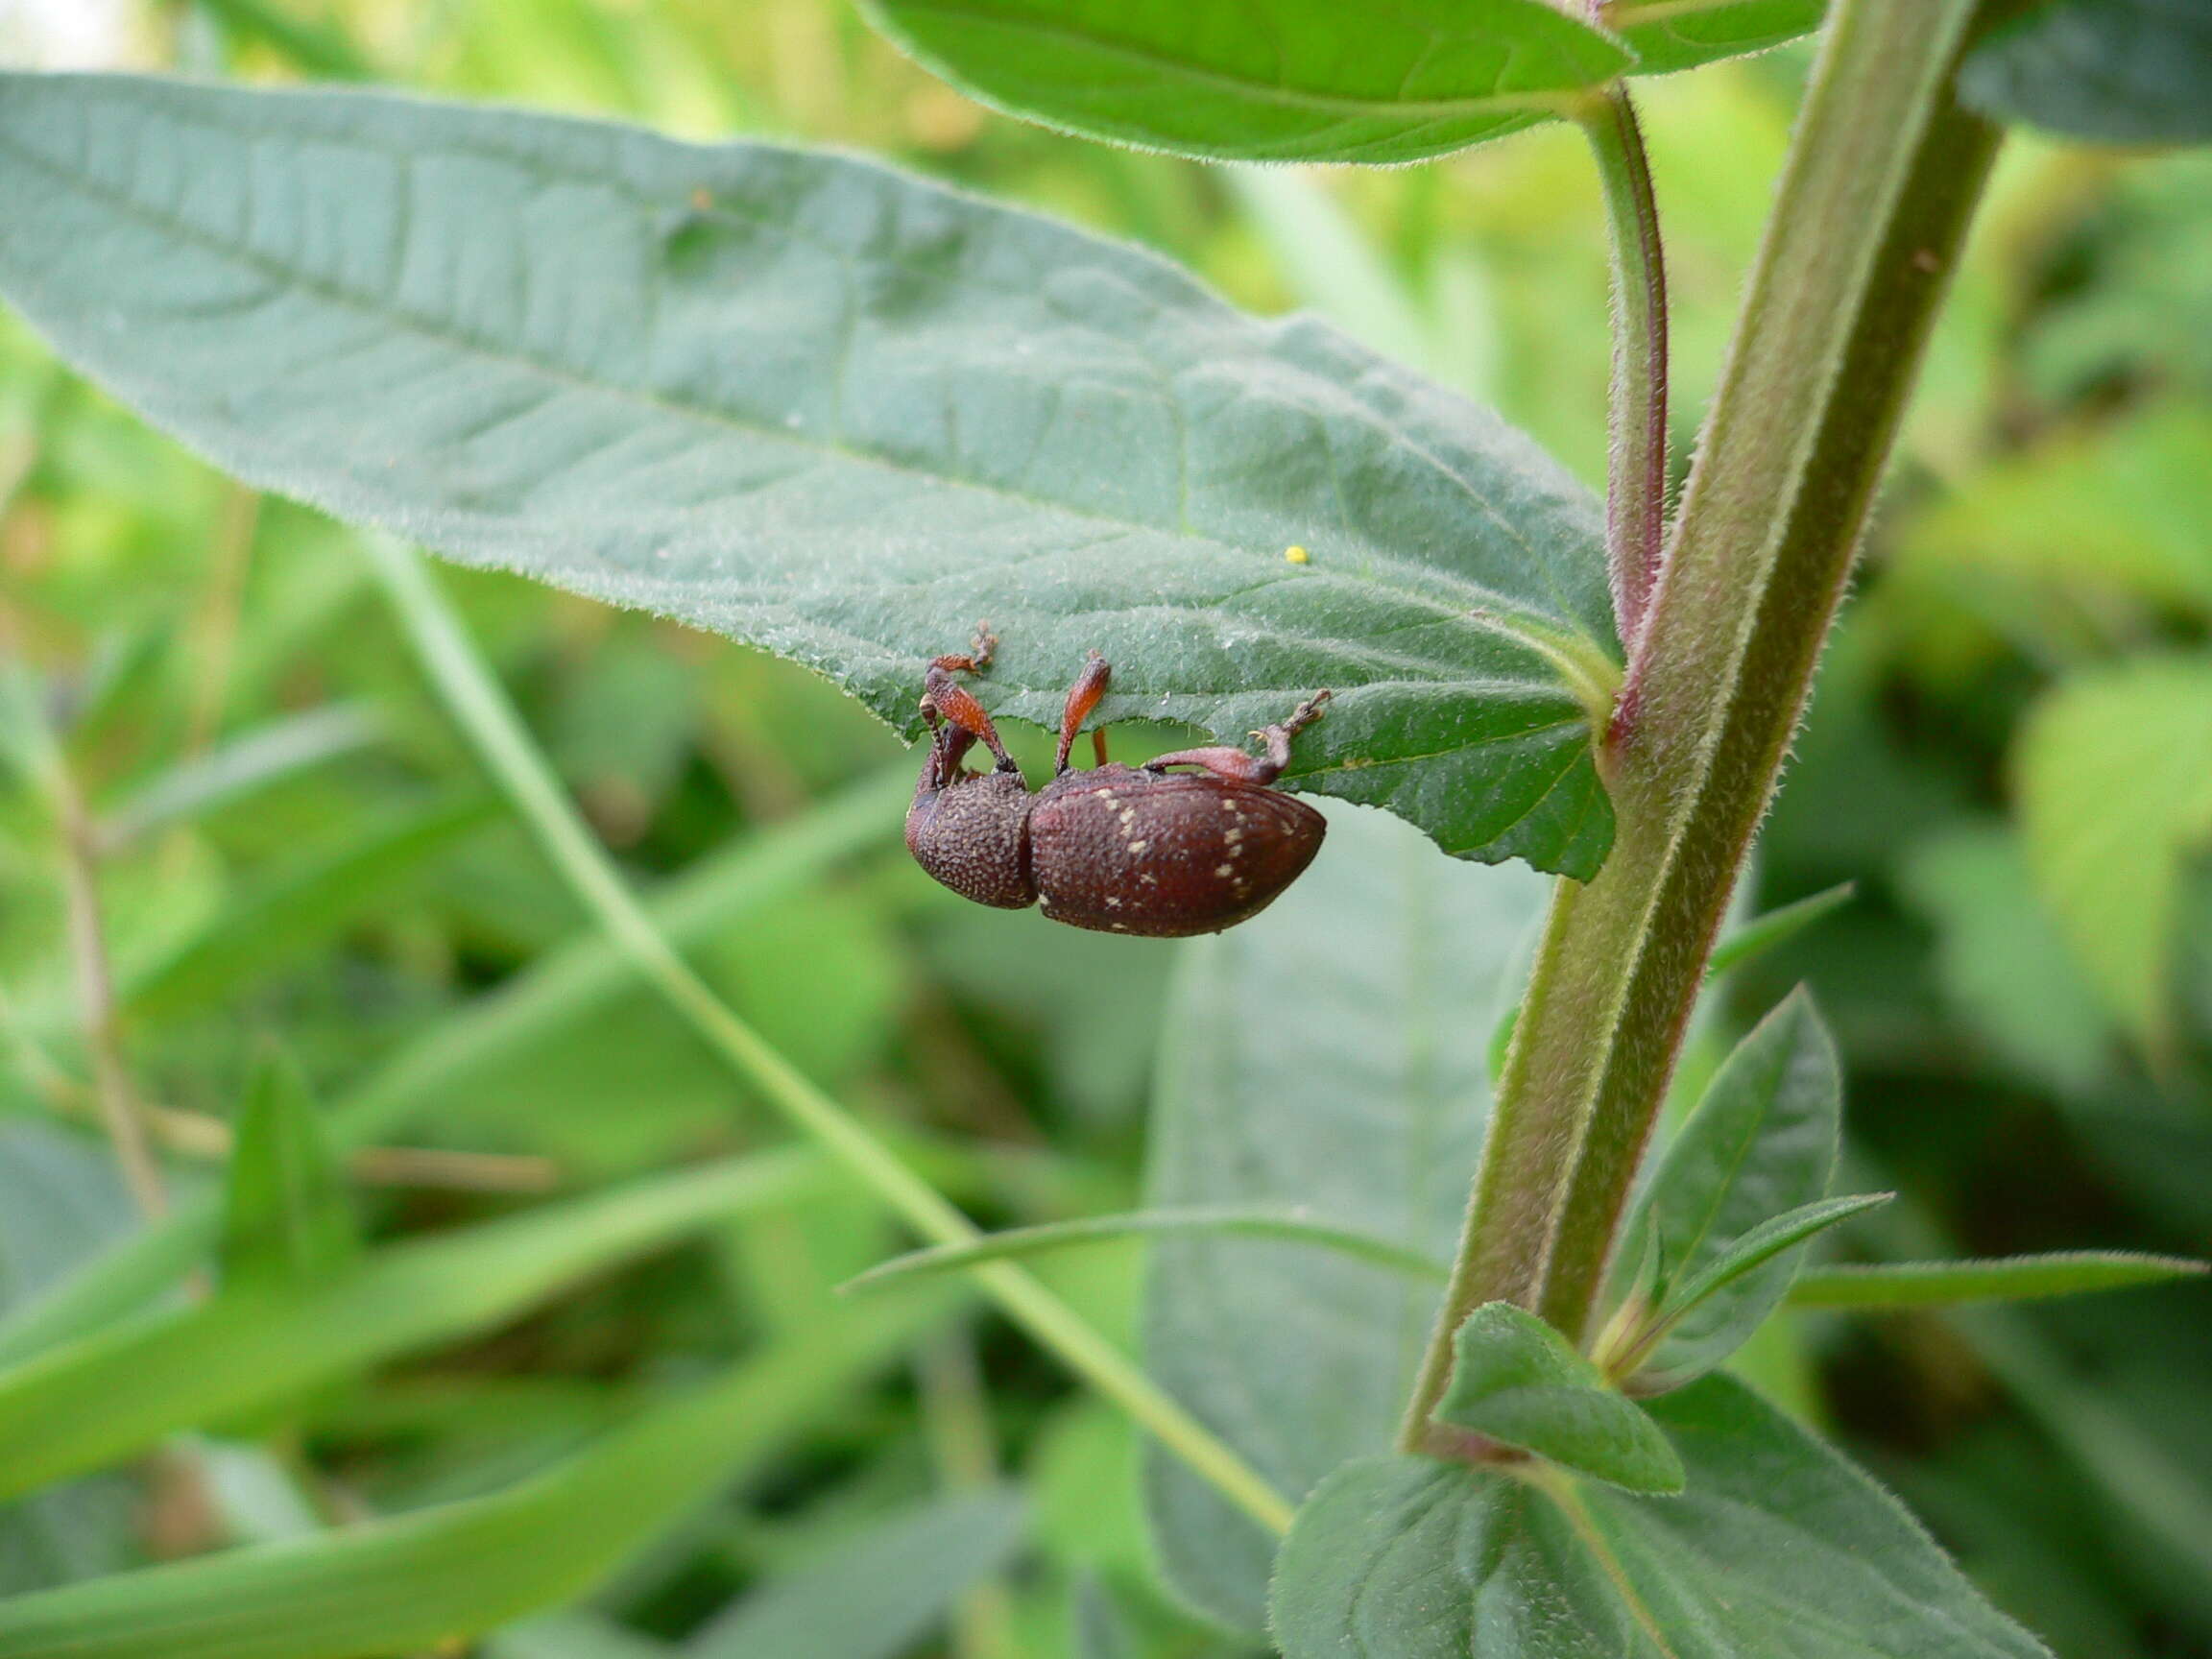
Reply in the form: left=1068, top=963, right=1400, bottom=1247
left=903, top=632, right=1330, bottom=937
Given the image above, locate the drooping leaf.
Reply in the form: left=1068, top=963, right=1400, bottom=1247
left=0, top=73, right=1620, bottom=877
left=2013, top=656, right=2212, bottom=1052
left=0, top=1149, right=830, bottom=1502
left=0, top=1302, right=940, bottom=1659
left=1960, top=0, right=2212, bottom=146
left=1141, top=801, right=1549, bottom=1634
left=685, top=1489, right=1026, bottom=1659
left=1269, top=1375, right=2054, bottom=1659
left=1610, top=0, right=1827, bottom=76
left=1434, top=1303, right=1682, bottom=1494
left=1609, top=988, right=1840, bottom=1388
left=842, top=1206, right=1444, bottom=1294
left=1791, top=1250, right=2207, bottom=1311
left=861, top=0, right=1630, bottom=164
left=217, top=1050, right=358, bottom=1296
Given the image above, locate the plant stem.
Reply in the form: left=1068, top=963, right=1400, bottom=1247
left=1577, top=84, right=1670, bottom=650
left=1402, top=0, right=2003, bottom=1452
left=56, top=770, right=170, bottom=1221
left=363, top=536, right=1296, bottom=1538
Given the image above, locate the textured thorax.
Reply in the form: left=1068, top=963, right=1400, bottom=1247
left=1028, top=764, right=1326, bottom=937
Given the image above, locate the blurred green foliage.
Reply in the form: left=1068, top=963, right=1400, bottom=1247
left=0, top=2, right=2208, bottom=1655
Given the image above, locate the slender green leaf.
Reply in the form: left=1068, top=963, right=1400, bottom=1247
left=1435, top=1303, right=1682, bottom=1494
left=0, top=1302, right=939, bottom=1659
left=1271, top=1376, right=2053, bottom=1659
left=685, top=1489, right=1025, bottom=1659
left=122, top=794, right=495, bottom=1022
left=1142, top=802, right=1549, bottom=1634
left=0, top=762, right=911, bottom=1365
left=0, top=1149, right=830, bottom=1502
left=217, top=1050, right=358, bottom=1295
left=0, top=72, right=1621, bottom=876
left=863, top=0, right=1629, bottom=164
left=1647, top=1191, right=1889, bottom=1337
left=2013, top=656, right=2212, bottom=1052
left=0, top=1126, right=142, bottom=1598
left=1611, top=988, right=1841, bottom=1388
left=1704, top=881, right=1855, bottom=979
left=98, top=704, right=381, bottom=846
left=1609, top=0, right=1827, bottom=75
left=843, top=1205, right=1445, bottom=1294
left=1960, top=0, right=2212, bottom=145
left=1790, top=1250, right=2208, bottom=1310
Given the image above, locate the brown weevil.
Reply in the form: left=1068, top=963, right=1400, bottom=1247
left=904, top=629, right=1331, bottom=937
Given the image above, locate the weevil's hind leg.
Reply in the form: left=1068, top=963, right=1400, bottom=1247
left=920, top=624, right=1021, bottom=776
left=1054, top=651, right=1112, bottom=775
left=1145, top=690, right=1331, bottom=785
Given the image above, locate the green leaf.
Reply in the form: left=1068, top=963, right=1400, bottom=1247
left=842, top=1206, right=1445, bottom=1294
left=0, top=73, right=1621, bottom=877
left=686, top=1490, right=1026, bottom=1659
left=1435, top=1303, right=1683, bottom=1494
left=1270, top=1375, right=2053, bottom=1659
left=0, top=1149, right=831, bottom=1502
left=122, top=794, right=495, bottom=1022
left=1704, top=881, right=1855, bottom=980
left=1610, top=988, right=1841, bottom=1388
left=862, top=0, right=1630, bottom=164
left=1893, top=825, right=2115, bottom=1097
left=1610, top=0, right=1827, bottom=76
left=0, top=1301, right=938, bottom=1659
left=1647, top=1191, right=1889, bottom=1335
left=97, top=704, right=381, bottom=846
left=1791, top=1250, right=2208, bottom=1310
left=0, top=762, right=911, bottom=1367
left=1890, top=404, right=2212, bottom=625
left=1960, top=0, right=2212, bottom=146
left=1141, top=801, right=1550, bottom=1634
left=217, top=1050, right=358, bottom=1295
left=0, top=1126, right=143, bottom=1599
left=2013, top=656, right=2212, bottom=1052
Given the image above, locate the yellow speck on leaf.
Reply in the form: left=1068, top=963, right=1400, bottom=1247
left=1285, top=544, right=1310, bottom=565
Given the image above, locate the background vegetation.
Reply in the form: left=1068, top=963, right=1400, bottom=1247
left=2, top=2, right=2209, bottom=1655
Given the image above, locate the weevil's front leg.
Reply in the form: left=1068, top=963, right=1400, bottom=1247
left=920, top=625, right=1021, bottom=778
left=1144, top=690, right=1331, bottom=785
left=1053, top=651, right=1112, bottom=775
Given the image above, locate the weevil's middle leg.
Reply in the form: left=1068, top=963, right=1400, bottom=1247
left=1054, top=651, right=1112, bottom=775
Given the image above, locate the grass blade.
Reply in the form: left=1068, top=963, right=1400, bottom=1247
left=0, top=1150, right=828, bottom=1502
left=1789, top=1250, right=2207, bottom=1310
left=0, top=1299, right=940, bottom=1659
left=843, top=1207, right=1446, bottom=1295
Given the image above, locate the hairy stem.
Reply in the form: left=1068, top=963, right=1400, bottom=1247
left=1402, top=0, right=2002, bottom=1450
left=1578, top=84, right=1670, bottom=650
left=364, top=536, right=1296, bottom=1538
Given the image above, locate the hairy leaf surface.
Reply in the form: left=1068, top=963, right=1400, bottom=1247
left=0, top=74, right=1619, bottom=874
